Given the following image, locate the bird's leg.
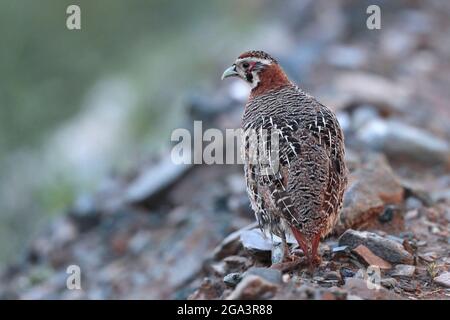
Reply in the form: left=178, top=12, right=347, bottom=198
left=309, top=233, right=322, bottom=269
left=290, top=227, right=310, bottom=261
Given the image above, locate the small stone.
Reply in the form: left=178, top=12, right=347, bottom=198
left=405, top=209, right=419, bottom=220
left=419, top=252, right=438, bottom=263
left=415, top=240, right=427, bottom=247
left=223, top=256, right=250, bottom=273
left=332, top=245, right=351, bottom=254
left=124, top=155, right=192, bottom=205
left=334, top=155, right=404, bottom=234
left=405, top=197, right=422, bottom=211
left=313, top=276, right=325, bottom=282
left=343, top=278, right=403, bottom=300
left=188, top=278, right=223, bottom=300
left=386, top=235, right=405, bottom=244
left=324, top=271, right=342, bottom=282
left=212, top=222, right=257, bottom=260
left=210, top=262, right=226, bottom=276
left=226, top=275, right=278, bottom=300
left=378, top=206, right=395, bottom=223
left=357, top=119, right=450, bottom=165
left=352, top=245, right=392, bottom=270
left=351, top=105, right=379, bottom=131
left=240, top=229, right=272, bottom=253
left=240, top=229, right=272, bottom=251
left=381, top=277, right=398, bottom=289
left=69, top=194, right=100, bottom=232
left=223, top=273, right=243, bottom=287
left=128, top=231, right=151, bottom=255
left=339, top=230, right=414, bottom=265
left=244, top=267, right=282, bottom=285
left=391, top=265, right=416, bottom=277
left=340, top=267, right=355, bottom=278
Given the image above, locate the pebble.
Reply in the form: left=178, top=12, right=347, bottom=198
left=339, top=230, right=414, bottom=265
left=324, top=271, right=342, bottom=282
left=244, top=267, right=282, bottom=285
left=240, top=229, right=272, bottom=252
left=381, top=277, right=398, bottom=289
left=340, top=267, right=355, bottom=278
left=226, top=275, right=278, bottom=300
left=357, top=119, right=450, bottom=165
left=405, top=209, right=419, bottom=220
left=419, top=252, right=438, bottom=263
left=343, top=278, right=403, bottom=300
left=335, top=155, right=404, bottom=234
left=391, top=265, right=416, bottom=277
left=223, top=273, right=243, bottom=287
left=223, top=256, right=250, bottom=273
left=352, top=244, right=392, bottom=270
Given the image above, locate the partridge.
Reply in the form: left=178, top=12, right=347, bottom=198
left=222, top=51, right=348, bottom=267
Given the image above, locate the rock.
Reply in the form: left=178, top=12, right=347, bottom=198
left=324, top=271, right=342, bottom=282
left=339, top=230, right=414, bottom=265
left=352, top=245, right=392, bottom=270
left=212, top=222, right=257, bottom=260
left=340, top=267, right=355, bottom=278
left=405, top=198, right=422, bottom=211
left=209, top=262, right=226, bottom=276
left=128, top=231, right=151, bottom=255
left=351, top=105, right=380, bottom=131
left=433, top=271, right=450, bottom=288
left=357, top=119, right=450, bottom=166
left=431, top=189, right=450, bottom=203
left=223, top=273, right=243, bottom=287
left=326, top=45, right=368, bottom=69
left=223, top=256, right=250, bottom=273
left=343, top=278, right=403, bottom=300
left=226, top=275, right=278, bottom=300
left=332, top=245, right=351, bottom=254
left=188, top=278, right=223, bottom=300
left=397, top=278, right=419, bottom=293
left=405, top=209, right=419, bottom=220
left=124, top=155, right=192, bottom=205
left=391, top=265, right=416, bottom=277
left=336, top=111, right=351, bottom=133
left=419, top=252, right=438, bottom=263
left=381, top=277, right=398, bottom=289
left=378, top=205, right=396, bottom=223
left=69, top=194, right=101, bottom=232
left=240, top=229, right=272, bottom=253
left=333, top=72, right=411, bottom=112
left=335, top=155, right=404, bottom=234
left=245, top=267, right=282, bottom=285
left=400, top=179, right=432, bottom=207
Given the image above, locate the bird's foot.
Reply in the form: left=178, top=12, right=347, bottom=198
left=307, top=254, right=322, bottom=272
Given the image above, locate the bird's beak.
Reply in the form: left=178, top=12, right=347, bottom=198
left=221, top=65, right=239, bottom=80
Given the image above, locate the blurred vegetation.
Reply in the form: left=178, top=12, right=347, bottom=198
left=0, top=0, right=265, bottom=264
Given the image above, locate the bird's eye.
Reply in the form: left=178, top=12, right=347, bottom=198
left=242, top=62, right=250, bottom=69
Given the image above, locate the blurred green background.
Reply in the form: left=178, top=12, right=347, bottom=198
left=0, top=0, right=266, bottom=264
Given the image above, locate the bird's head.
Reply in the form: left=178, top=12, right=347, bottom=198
left=221, top=50, right=291, bottom=94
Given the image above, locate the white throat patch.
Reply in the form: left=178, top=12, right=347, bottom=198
left=235, top=57, right=272, bottom=89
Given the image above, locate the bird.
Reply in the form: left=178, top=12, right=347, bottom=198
left=222, top=50, right=348, bottom=267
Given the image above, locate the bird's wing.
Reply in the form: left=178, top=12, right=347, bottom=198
left=261, top=103, right=346, bottom=235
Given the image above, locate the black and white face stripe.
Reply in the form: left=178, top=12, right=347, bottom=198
left=234, top=57, right=273, bottom=89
